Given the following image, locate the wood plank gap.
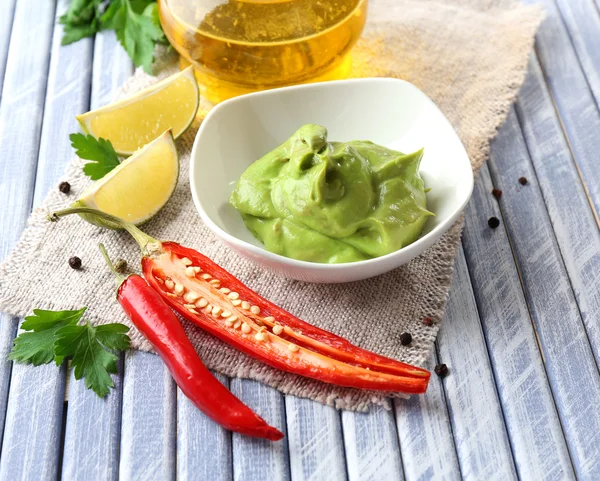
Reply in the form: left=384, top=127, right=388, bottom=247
left=432, top=343, right=465, bottom=481
left=389, top=399, right=407, bottom=481
left=337, top=409, right=350, bottom=481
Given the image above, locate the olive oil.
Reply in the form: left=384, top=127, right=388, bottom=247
left=158, top=0, right=367, bottom=103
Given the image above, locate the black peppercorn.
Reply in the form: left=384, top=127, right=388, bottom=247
left=518, top=176, right=528, bottom=185
left=434, top=363, right=449, bottom=377
left=59, top=181, right=71, bottom=194
left=69, top=256, right=82, bottom=269
left=491, top=188, right=503, bottom=199
left=400, top=332, right=412, bottom=346
left=422, top=317, right=434, bottom=327
left=488, top=216, right=500, bottom=229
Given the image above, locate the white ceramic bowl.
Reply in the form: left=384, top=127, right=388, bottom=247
left=190, top=78, right=473, bottom=283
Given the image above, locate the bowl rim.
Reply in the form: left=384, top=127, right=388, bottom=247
left=190, top=77, right=474, bottom=272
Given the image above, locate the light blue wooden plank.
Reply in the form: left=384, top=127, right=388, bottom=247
left=119, top=350, right=177, bottom=481
left=177, top=372, right=232, bottom=481
left=437, top=248, right=518, bottom=481
left=485, top=107, right=600, bottom=476
left=90, top=29, right=133, bottom=110
left=522, top=0, right=600, bottom=216
left=395, top=355, right=460, bottom=481
left=0, top=0, right=16, bottom=97
left=0, top=1, right=63, bottom=479
left=230, top=379, right=290, bottom=481
left=553, top=0, right=600, bottom=113
left=464, top=137, right=581, bottom=479
left=341, top=405, right=403, bottom=481
left=515, top=39, right=600, bottom=369
left=33, top=0, right=93, bottom=205
left=285, top=396, right=346, bottom=481
left=59, top=25, right=134, bottom=481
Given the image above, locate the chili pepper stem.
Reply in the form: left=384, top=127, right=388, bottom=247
left=98, top=243, right=126, bottom=286
left=48, top=207, right=162, bottom=256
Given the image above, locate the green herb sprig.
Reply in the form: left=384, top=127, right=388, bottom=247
left=60, top=0, right=168, bottom=73
left=69, top=133, right=121, bottom=180
left=9, top=308, right=130, bottom=397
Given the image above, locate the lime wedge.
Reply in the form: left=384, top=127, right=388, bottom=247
left=77, top=67, right=198, bottom=156
left=73, top=131, right=179, bottom=228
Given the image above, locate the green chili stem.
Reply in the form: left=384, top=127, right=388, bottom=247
left=98, top=243, right=126, bottom=285
left=48, top=207, right=161, bottom=254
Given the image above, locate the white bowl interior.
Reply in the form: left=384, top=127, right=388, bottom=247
left=191, top=79, right=472, bottom=279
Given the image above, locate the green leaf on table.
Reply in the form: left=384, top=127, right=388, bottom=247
left=8, top=308, right=86, bottom=366
left=101, top=0, right=165, bottom=73
left=70, top=133, right=121, bottom=180
left=54, top=322, right=131, bottom=398
left=59, top=0, right=104, bottom=45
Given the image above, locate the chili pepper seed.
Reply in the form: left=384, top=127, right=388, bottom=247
left=196, top=298, right=208, bottom=308
left=69, top=256, right=82, bottom=270
left=201, top=273, right=212, bottom=280
left=221, top=310, right=232, bottom=318
left=519, top=176, right=528, bottom=185
left=181, top=257, right=192, bottom=266
left=228, top=291, right=240, bottom=300
left=219, top=288, right=231, bottom=294
left=250, top=305, right=261, bottom=315
left=165, top=279, right=175, bottom=290
left=231, top=299, right=242, bottom=306
left=174, top=283, right=184, bottom=295
left=234, top=320, right=242, bottom=329
left=185, top=266, right=196, bottom=277
left=184, top=291, right=200, bottom=303
left=400, top=332, right=412, bottom=346
left=209, top=279, right=221, bottom=286
left=434, top=364, right=449, bottom=378
left=241, top=301, right=251, bottom=310
left=264, top=316, right=275, bottom=323
left=212, top=306, right=222, bottom=316
left=491, top=188, right=503, bottom=199
left=241, top=323, right=252, bottom=334
left=288, top=343, right=300, bottom=353
left=255, top=332, right=268, bottom=342
left=59, top=181, right=71, bottom=194
left=272, top=324, right=284, bottom=335
left=488, top=217, right=500, bottom=229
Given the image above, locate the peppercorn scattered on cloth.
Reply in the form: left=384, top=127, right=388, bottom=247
left=0, top=0, right=543, bottom=411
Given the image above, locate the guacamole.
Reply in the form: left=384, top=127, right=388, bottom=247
left=229, top=124, right=432, bottom=264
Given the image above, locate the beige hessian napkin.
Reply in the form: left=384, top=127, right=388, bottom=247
left=0, top=0, right=542, bottom=411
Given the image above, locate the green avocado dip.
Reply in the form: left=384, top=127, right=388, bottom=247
left=229, top=124, right=432, bottom=264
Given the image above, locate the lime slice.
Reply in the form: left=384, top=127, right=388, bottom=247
left=77, top=67, right=198, bottom=156
left=73, top=131, right=179, bottom=228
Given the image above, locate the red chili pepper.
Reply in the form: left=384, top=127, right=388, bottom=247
left=98, top=244, right=283, bottom=441
left=51, top=208, right=430, bottom=395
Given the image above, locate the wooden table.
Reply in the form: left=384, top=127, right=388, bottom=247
left=1, top=1, right=600, bottom=480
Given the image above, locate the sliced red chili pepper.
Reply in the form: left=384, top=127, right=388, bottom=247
left=99, top=244, right=283, bottom=441
left=51, top=208, right=430, bottom=395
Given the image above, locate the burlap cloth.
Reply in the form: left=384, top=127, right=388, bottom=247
left=0, top=0, right=542, bottom=411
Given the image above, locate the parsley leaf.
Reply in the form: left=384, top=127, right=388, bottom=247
left=9, top=308, right=131, bottom=398
left=55, top=322, right=130, bottom=397
left=102, top=0, right=166, bottom=73
left=59, top=0, right=104, bottom=45
left=69, top=133, right=121, bottom=180
left=8, top=308, right=86, bottom=366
